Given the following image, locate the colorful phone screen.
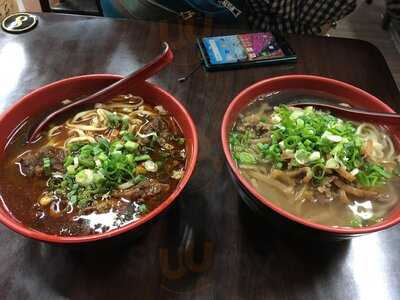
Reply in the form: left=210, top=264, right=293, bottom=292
left=202, top=32, right=286, bottom=65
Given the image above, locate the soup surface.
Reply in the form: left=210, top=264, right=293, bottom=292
left=0, top=94, right=186, bottom=236
left=230, top=91, right=400, bottom=228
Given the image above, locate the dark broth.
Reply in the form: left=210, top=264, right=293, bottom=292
left=0, top=96, right=186, bottom=236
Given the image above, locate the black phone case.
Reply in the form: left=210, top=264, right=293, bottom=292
left=197, top=33, right=297, bottom=72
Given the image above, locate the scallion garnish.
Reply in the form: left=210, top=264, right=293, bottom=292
left=229, top=104, right=396, bottom=187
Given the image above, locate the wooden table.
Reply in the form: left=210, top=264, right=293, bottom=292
left=1, top=13, right=400, bottom=300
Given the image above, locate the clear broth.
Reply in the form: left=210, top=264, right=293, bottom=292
left=233, top=90, right=400, bottom=228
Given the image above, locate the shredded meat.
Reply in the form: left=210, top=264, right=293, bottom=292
left=363, top=139, right=374, bottom=158
left=315, top=176, right=336, bottom=201
left=285, top=167, right=312, bottom=183
left=335, top=167, right=356, bottom=182
left=158, top=137, right=167, bottom=146
left=321, top=176, right=336, bottom=186
left=83, top=198, right=131, bottom=215
left=90, top=199, right=114, bottom=213
left=243, top=114, right=260, bottom=125
left=314, top=190, right=334, bottom=203
left=333, top=180, right=378, bottom=198
left=281, top=151, right=294, bottom=160
left=113, top=179, right=170, bottom=201
left=141, top=117, right=167, bottom=134
left=338, top=190, right=350, bottom=203
left=317, top=186, right=328, bottom=194
left=108, top=129, right=120, bottom=140
left=255, top=122, right=270, bottom=135
left=270, top=169, right=295, bottom=186
left=18, top=146, right=66, bottom=177
left=246, top=170, right=293, bottom=194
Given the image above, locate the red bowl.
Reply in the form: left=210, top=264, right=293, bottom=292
left=221, top=75, right=400, bottom=237
left=0, top=74, right=198, bottom=244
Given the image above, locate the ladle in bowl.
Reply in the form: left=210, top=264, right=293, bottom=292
left=28, top=42, right=173, bottom=143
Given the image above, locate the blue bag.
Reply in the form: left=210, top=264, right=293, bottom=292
left=101, top=0, right=242, bottom=23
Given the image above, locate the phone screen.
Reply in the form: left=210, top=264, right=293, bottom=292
left=202, top=32, right=286, bottom=65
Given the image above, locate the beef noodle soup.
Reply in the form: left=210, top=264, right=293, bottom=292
left=230, top=92, right=400, bottom=228
left=0, top=94, right=186, bottom=236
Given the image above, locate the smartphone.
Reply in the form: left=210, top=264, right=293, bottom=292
left=197, top=32, right=297, bottom=71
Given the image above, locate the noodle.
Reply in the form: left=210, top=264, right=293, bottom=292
left=129, top=110, right=157, bottom=117
left=71, top=110, right=98, bottom=123
left=357, top=123, right=396, bottom=162
left=335, top=167, right=356, bottom=182
left=65, top=122, right=108, bottom=131
left=246, top=170, right=293, bottom=194
left=48, top=126, right=62, bottom=137
left=294, top=185, right=308, bottom=202
left=67, top=128, right=86, bottom=137
left=64, top=136, right=96, bottom=147
left=338, top=190, right=349, bottom=204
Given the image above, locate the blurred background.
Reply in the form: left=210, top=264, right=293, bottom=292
left=1, top=0, right=399, bottom=87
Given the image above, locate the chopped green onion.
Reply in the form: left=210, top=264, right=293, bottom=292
left=237, top=152, right=256, bottom=165
left=93, top=172, right=105, bottom=184
left=97, top=153, right=107, bottom=161
left=43, top=157, right=51, bottom=175
left=66, top=165, right=76, bottom=175
left=75, top=169, right=94, bottom=186
left=229, top=104, right=394, bottom=187
left=284, top=136, right=300, bottom=149
left=64, top=155, right=74, bottom=167
left=47, top=130, right=182, bottom=208
left=312, top=164, right=325, bottom=181
left=69, top=195, right=78, bottom=205
left=43, top=157, right=51, bottom=167
left=134, top=174, right=146, bottom=184
left=350, top=217, right=363, bottom=228
left=138, top=204, right=147, bottom=214
left=294, top=149, right=310, bottom=165
left=125, top=141, right=139, bottom=152
left=118, top=180, right=134, bottom=190
left=325, top=158, right=340, bottom=169
left=126, top=154, right=134, bottom=164
left=371, top=165, right=391, bottom=179
left=308, top=151, right=320, bottom=161
left=144, top=160, right=158, bottom=172
left=135, top=154, right=151, bottom=162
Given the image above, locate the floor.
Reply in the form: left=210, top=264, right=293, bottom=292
left=20, top=0, right=400, bottom=87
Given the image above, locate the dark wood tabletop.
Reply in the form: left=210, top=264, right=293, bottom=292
left=1, top=13, right=400, bottom=300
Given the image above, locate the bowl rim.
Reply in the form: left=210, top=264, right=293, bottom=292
left=221, top=74, right=400, bottom=234
left=0, top=74, right=198, bottom=243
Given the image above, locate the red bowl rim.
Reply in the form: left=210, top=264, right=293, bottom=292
left=0, top=74, right=198, bottom=243
left=221, top=74, right=400, bottom=234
